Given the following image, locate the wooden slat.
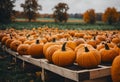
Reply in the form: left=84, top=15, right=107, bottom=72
left=3, top=46, right=111, bottom=82
left=89, top=65, right=111, bottom=79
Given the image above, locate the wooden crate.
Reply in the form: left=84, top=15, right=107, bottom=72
left=3, top=46, right=111, bottom=82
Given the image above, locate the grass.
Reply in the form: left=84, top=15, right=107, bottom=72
left=0, top=18, right=120, bottom=30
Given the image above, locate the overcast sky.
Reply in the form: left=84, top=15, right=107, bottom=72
left=14, top=0, right=120, bottom=14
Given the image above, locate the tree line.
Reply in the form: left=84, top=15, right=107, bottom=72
left=0, top=0, right=120, bottom=25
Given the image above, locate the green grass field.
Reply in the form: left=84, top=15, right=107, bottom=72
left=0, top=18, right=120, bottom=30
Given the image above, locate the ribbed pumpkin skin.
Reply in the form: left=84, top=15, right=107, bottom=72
left=10, top=40, right=22, bottom=51
left=45, top=45, right=60, bottom=63
left=28, top=42, right=43, bottom=58
left=52, top=43, right=76, bottom=66
left=5, top=39, right=14, bottom=48
left=17, top=44, right=30, bottom=55
left=111, top=55, right=120, bottom=82
left=76, top=47, right=101, bottom=68
left=99, top=47, right=118, bottom=63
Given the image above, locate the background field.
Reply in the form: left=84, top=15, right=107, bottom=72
left=0, top=18, right=120, bottom=30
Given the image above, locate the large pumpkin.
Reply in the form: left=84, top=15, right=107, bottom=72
left=76, top=46, right=101, bottom=68
left=99, top=43, right=118, bottom=63
left=111, top=55, right=120, bottom=82
left=17, top=44, right=30, bottom=55
left=28, top=40, right=43, bottom=58
left=52, top=42, right=76, bottom=66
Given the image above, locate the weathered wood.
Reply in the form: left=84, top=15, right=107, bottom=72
left=3, top=46, right=112, bottom=82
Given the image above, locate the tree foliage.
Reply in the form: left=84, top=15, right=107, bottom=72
left=53, top=3, right=69, bottom=23
left=102, top=7, right=119, bottom=25
left=21, top=0, right=42, bottom=22
left=83, top=9, right=96, bottom=24
left=0, top=0, right=15, bottom=24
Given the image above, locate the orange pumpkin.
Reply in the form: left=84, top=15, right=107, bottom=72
left=10, top=40, right=22, bottom=51
left=5, top=38, right=14, bottom=48
left=45, top=45, right=61, bottom=63
left=1, top=36, right=9, bottom=45
left=52, top=42, right=75, bottom=66
left=66, top=41, right=77, bottom=50
left=111, top=55, right=120, bottom=82
left=99, top=43, right=118, bottom=63
left=43, top=38, right=59, bottom=56
left=76, top=46, right=101, bottom=68
left=17, top=44, right=30, bottom=55
left=28, top=40, right=43, bottom=58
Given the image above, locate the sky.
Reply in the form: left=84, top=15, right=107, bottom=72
left=14, top=0, right=120, bottom=14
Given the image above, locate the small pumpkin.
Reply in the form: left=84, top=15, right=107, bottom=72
left=17, top=44, right=30, bottom=55
left=76, top=46, right=101, bottom=68
left=28, top=40, right=43, bottom=58
left=111, top=55, right=120, bottom=82
left=52, top=42, right=75, bottom=66
left=99, top=43, right=118, bottom=63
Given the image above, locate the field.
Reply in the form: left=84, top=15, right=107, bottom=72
left=0, top=18, right=120, bottom=82
left=0, top=18, right=120, bottom=30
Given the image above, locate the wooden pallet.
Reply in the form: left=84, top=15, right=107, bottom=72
left=2, top=46, right=111, bottom=82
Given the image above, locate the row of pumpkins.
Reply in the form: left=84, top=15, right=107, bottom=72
left=0, top=27, right=120, bottom=82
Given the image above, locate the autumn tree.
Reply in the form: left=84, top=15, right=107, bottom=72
left=102, top=7, right=119, bottom=25
left=53, top=3, right=69, bottom=22
left=21, top=0, right=42, bottom=22
left=0, top=0, right=15, bottom=23
left=83, top=9, right=96, bottom=24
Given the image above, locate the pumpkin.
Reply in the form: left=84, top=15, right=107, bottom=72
left=74, top=38, right=85, bottom=46
left=111, top=55, right=120, bottom=82
left=75, top=44, right=94, bottom=55
left=52, top=42, right=75, bottom=66
left=28, top=40, right=43, bottom=58
left=66, top=41, right=77, bottom=50
left=1, top=36, right=9, bottom=45
left=114, top=43, right=120, bottom=55
left=45, top=45, right=61, bottom=63
left=17, top=44, right=30, bottom=55
left=97, top=42, right=114, bottom=51
left=76, top=46, right=101, bottom=68
left=112, top=37, right=120, bottom=44
left=43, top=38, right=59, bottom=56
left=0, top=33, right=6, bottom=42
left=99, top=43, right=118, bottom=63
left=5, top=37, right=14, bottom=48
left=10, top=40, right=22, bottom=51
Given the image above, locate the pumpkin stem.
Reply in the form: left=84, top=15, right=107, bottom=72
left=26, top=34, right=30, bottom=39
left=84, top=46, right=89, bottom=52
left=105, top=43, right=110, bottom=50
left=10, top=34, right=12, bottom=39
left=62, top=42, right=67, bottom=51
left=52, top=38, right=56, bottom=42
left=36, top=40, right=39, bottom=44
left=93, top=36, right=96, bottom=40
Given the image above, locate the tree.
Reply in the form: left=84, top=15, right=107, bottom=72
left=0, top=0, right=15, bottom=24
left=53, top=3, right=69, bottom=23
left=21, top=0, right=42, bottom=22
left=102, top=7, right=119, bottom=25
left=83, top=9, right=96, bottom=24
